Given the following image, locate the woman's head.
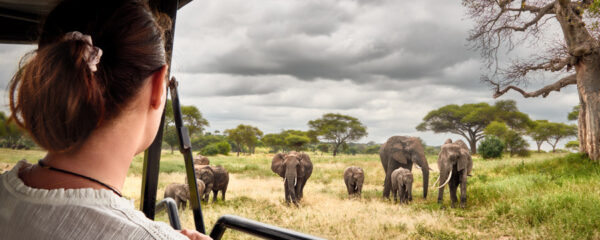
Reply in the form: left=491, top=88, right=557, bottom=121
left=9, top=0, right=170, bottom=153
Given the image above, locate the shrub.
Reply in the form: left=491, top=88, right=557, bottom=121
left=504, top=131, right=530, bottom=157
left=200, top=144, right=219, bottom=156
left=478, top=136, right=504, bottom=159
left=215, top=141, right=231, bottom=155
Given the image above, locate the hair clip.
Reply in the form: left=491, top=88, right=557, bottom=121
left=63, top=31, right=103, bottom=72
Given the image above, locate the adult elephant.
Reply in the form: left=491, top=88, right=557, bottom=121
left=435, top=139, right=472, bottom=208
left=195, top=165, right=229, bottom=202
left=380, top=136, right=430, bottom=199
left=271, top=151, right=313, bottom=205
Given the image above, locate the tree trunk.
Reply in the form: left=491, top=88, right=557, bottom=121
left=577, top=54, right=600, bottom=161
left=536, top=141, right=542, bottom=153
left=467, top=138, right=477, bottom=154
left=332, top=142, right=340, bottom=157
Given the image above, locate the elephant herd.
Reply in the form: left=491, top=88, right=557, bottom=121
left=164, top=155, right=230, bottom=210
left=165, top=135, right=473, bottom=210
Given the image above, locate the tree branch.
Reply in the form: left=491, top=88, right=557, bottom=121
left=497, top=2, right=555, bottom=32
left=491, top=74, right=577, bottom=98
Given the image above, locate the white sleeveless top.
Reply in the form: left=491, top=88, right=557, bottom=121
left=0, top=160, right=188, bottom=240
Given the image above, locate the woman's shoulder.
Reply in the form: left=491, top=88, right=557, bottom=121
left=0, top=160, right=187, bottom=240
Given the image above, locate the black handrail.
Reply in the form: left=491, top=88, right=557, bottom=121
left=209, top=215, right=326, bottom=240
left=155, top=198, right=182, bottom=230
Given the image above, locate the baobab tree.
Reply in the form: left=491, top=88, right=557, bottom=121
left=464, top=0, right=600, bottom=160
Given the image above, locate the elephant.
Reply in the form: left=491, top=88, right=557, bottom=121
left=379, top=136, right=430, bottom=199
left=194, top=154, right=210, bottom=166
left=391, top=168, right=413, bottom=204
left=195, top=165, right=229, bottom=202
left=343, top=166, right=364, bottom=197
left=435, top=138, right=473, bottom=208
left=163, top=179, right=206, bottom=210
left=271, top=151, right=313, bottom=204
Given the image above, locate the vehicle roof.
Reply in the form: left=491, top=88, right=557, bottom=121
left=0, top=0, right=192, bottom=44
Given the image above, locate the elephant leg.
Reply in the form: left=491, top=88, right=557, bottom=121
left=399, top=186, right=405, bottom=204
left=295, top=183, right=302, bottom=202
left=392, top=187, right=397, bottom=203
left=212, top=190, right=218, bottom=203
left=346, top=182, right=354, bottom=196
left=222, top=185, right=228, bottom=201
left=460, top=173, right=467, bottom=208
left=299, top=177, right=308, bottom=199
left=449, top=177, right=458, bottom=208
left=437, top=171, right=448, bottom=205
left=383, top=170, right=392, bottom=199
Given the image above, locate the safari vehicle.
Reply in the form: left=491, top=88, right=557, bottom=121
left=0, top=0, right=322, bottom=239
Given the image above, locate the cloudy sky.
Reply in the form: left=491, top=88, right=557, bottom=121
left=0, top=0, right=579, bottom=150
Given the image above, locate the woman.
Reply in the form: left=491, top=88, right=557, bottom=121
left=0, top=0, right=210, bottom=239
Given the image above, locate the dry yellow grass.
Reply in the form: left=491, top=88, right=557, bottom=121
left=4, top=149, right=596, bottom=239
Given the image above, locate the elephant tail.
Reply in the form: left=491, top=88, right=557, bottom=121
left=436, top=171, right=452, bottom=189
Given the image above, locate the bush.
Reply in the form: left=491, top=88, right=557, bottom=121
left=200, top=141, right=231, bottom=156
left=479, top=136, right=504, bottom=159
left=504, top=131, right=530, bottom=157
left=365, top=145, right=380, bottom=154
left=200, top=144, right=219, bottom=156
left=215, top=141, right=231, bottom=155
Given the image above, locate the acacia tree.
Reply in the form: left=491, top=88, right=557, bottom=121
left=464, top=0, right=600, bottom=160
left=417, top=100, right=530, bottom=153
left=546, top=122, right=578, bottom=152
left=528, top=120, right=552, bottom=152
left=308, top=113, right=367, bottom=156
left=225, top=124, right=263, bottom=155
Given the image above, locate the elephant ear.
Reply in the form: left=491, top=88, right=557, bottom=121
left=271, top=153, right=286, bottom=178
left=298, top=152, right=313, bottom=177
left=391, top=143, right=408, bottom=164
left=457, top=147, right=470, bottom=172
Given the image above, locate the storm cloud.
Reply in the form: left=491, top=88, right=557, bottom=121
left=0, top=0, right=579, bottom=149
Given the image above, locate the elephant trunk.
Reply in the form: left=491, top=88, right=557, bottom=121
left=416, top=151, right=429, bottom=199
left=285, top=170, right=297, bottom=203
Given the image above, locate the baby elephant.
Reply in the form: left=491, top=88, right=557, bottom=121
left=163, top=179, right=206, bottom=210
left=391, top=168, right=413, bottom=204
left=343, top=166, right=364, bottom=197
left=194, top=154, right=210, bottom=166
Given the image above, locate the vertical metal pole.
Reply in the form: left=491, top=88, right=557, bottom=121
left=170, top=77, right=206, bottom=233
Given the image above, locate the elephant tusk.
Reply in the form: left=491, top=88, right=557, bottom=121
left=284, top=177, right=286, bottom=183
left=437, top=171, right=452, bottom=189
left=432, top=174, right=440, bottom=188
left=354, top=184, right=358, bottom=191
left=294, top=178, right=297, bottom=187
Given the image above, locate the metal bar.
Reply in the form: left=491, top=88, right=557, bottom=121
left=209, top=215, right=326, bottom=240
left=169, top=77, right=206, bottom=233
left=155, top=198, right=182, bottom=230
left=0, top=7, right=40, bottom=23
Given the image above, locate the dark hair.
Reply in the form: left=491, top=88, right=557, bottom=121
left=9, top=0, right=170, bottom=152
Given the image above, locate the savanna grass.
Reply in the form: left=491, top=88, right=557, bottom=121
left=1, top=149, right=599, bottom=239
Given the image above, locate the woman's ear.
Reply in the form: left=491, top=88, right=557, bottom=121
left=150, top=65, right=168, bottom=109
